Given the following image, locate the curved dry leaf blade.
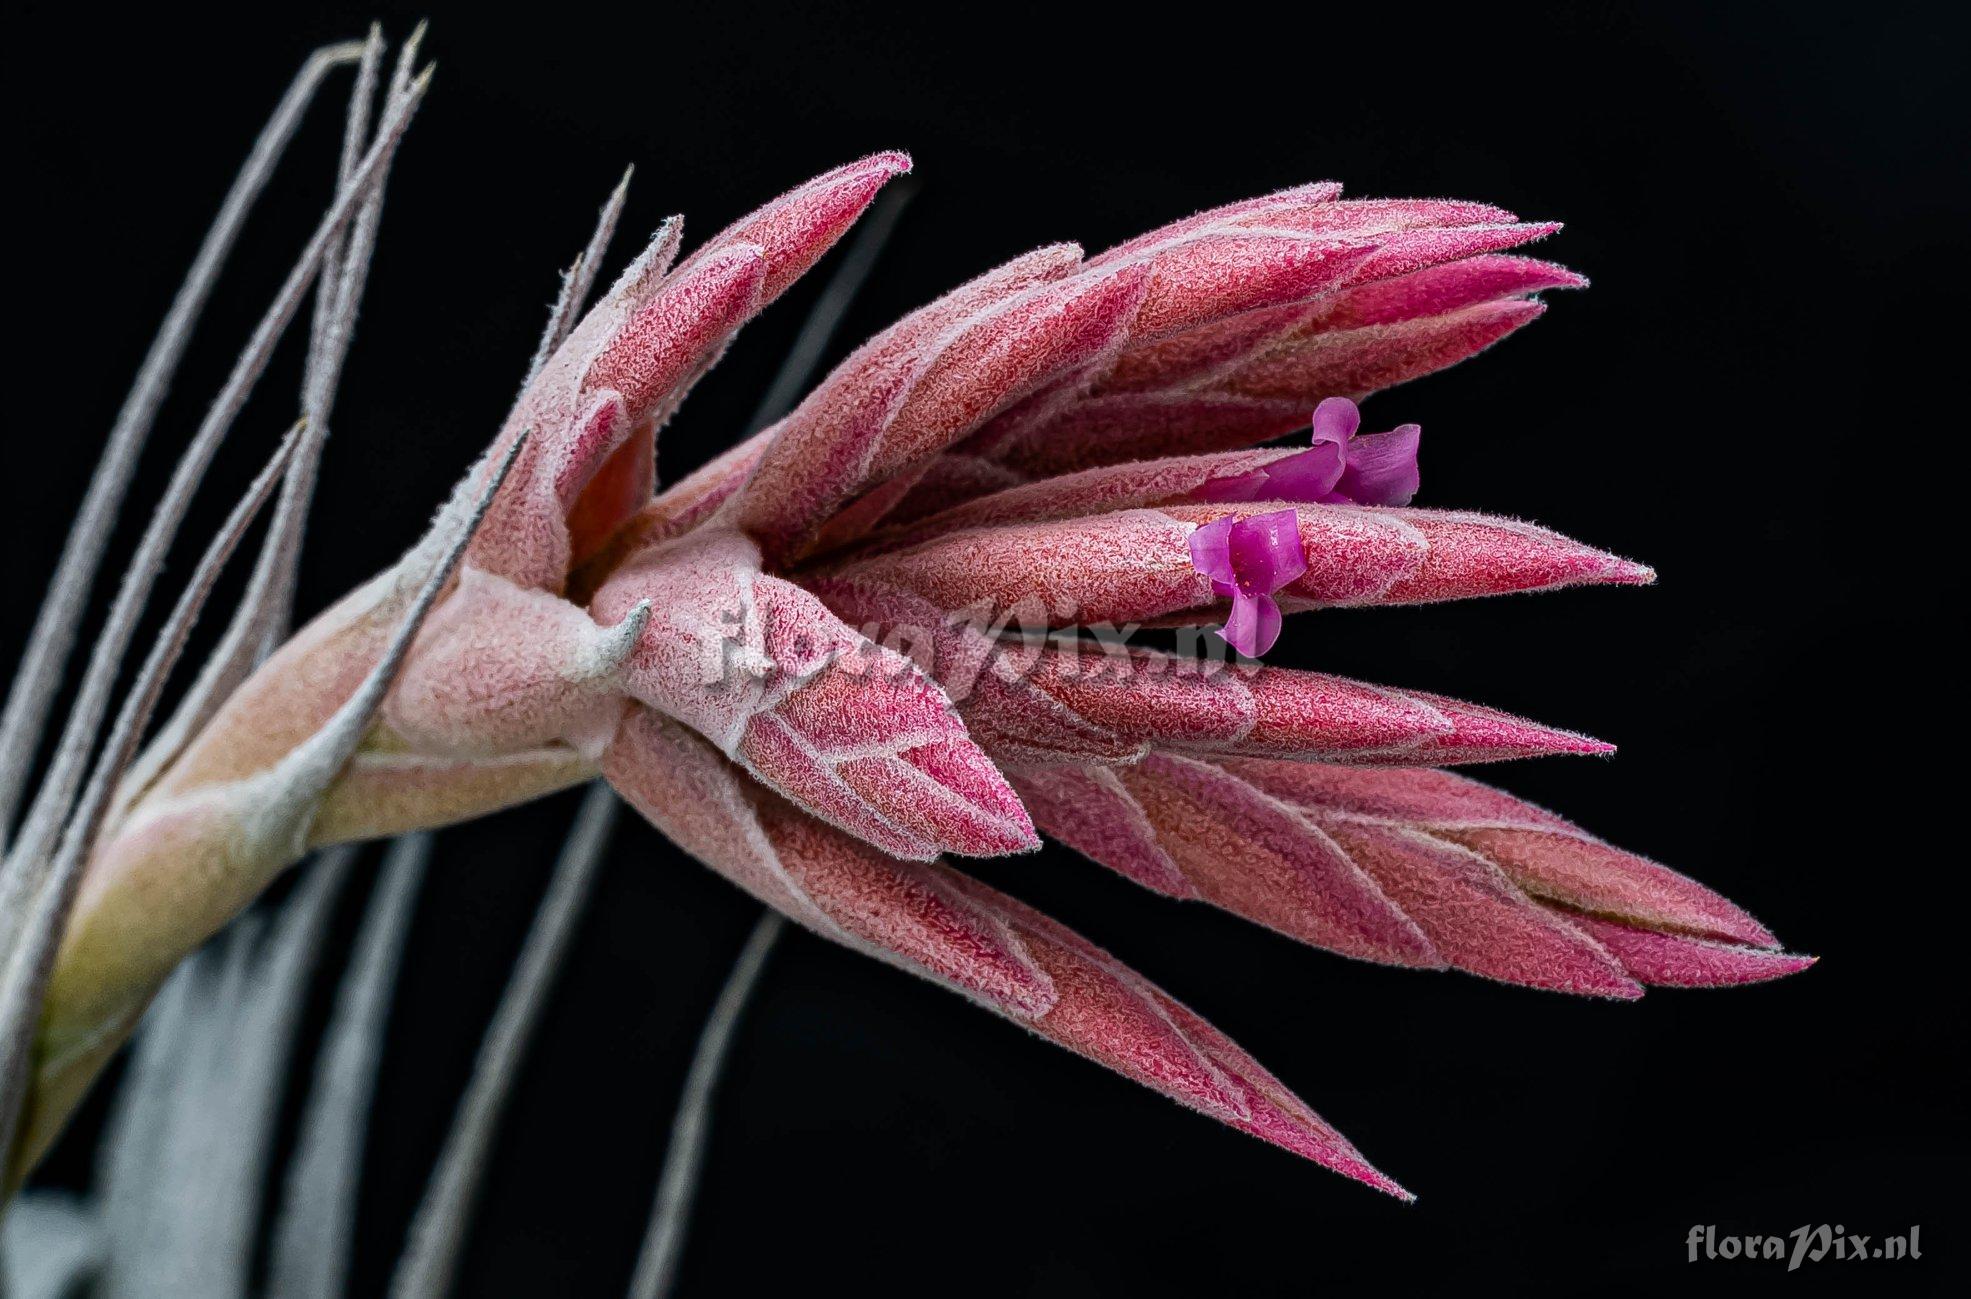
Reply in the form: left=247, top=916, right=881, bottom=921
left=2, top=62, right=432, bottom=892
left=626, top=912, right=785, bottom=1299
left=0, top=39, right=368, bottom=847
left=0, top=428, right=307, bottom=1180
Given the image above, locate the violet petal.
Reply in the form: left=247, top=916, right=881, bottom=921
left=1194, top=468, right=1274, bottom=503
left=1256, top=441, right=1345, bottom=502
left=1310, top=395, right=1362, bottom=449
left=1222, top=590, right=1284, bottom=657
left=1336, top=424, right=1422, bottom=506
left=1226, top=509, right=1309, bottom=595
left=1186, top=515, right=1238, bottom=586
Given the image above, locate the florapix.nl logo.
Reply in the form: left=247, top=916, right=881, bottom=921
left=1687, top=1224, right=1923, bottom=1271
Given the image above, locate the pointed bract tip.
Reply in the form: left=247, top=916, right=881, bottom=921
left=1381, top=1176, right=1419, bottom=1204
left=980, top=817, right=1043, bottom=856
left=611, top=597, right=655, bottom=645
left=1333, top=1157, right=1415, bottom=1200
left=1534, top=726, right=1616, bottom=758
left=1247, top=179, right=1344, bottom=207
left=1288, top=1131, right=1412, bottom=1199
left=1671, top=949, right=1817, bottom=987
left=1419, top=696, right=1619, bottom=762
left=1538, top=731, right=1615, bottom=758
left=1566, top=913, right=1816, bottom=988
left=1607, top=558, right=1656, bottom=585
left=1384, top=511, right=1667, bottom=604
left=812, top=150, right=912, bottom=191
left=580, top=598, right=654, bottom=682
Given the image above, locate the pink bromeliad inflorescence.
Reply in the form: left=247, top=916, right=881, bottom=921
left=68, top=154, right=1813, bottom=1198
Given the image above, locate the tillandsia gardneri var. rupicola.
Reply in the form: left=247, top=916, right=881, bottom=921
left=0, top=29, right=1813, bottom=1216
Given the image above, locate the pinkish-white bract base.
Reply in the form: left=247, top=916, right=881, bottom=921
left=41, top=153, right=1809, bottom=1198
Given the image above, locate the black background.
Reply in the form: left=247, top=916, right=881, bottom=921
left=8, top=2, right=1963, bottom=1295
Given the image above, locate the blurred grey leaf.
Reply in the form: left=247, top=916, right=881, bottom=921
left=96, top=849, right=353, bottom=1299
left=269, top=835, right=429, bottom=1299
left=2, top=1192, right=105, bottom=1299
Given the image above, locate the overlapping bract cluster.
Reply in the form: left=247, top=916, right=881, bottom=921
left=602, top=709, right=1404, bottom=1195
left=1016, top=762, right=1809, bottom=994
left=79, top=155, right=1806, bottom=1198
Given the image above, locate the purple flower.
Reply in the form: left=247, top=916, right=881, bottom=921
left=1186, top=508, right=1309, bottom=657
left=1198, top=396, right=1421, bottom=506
